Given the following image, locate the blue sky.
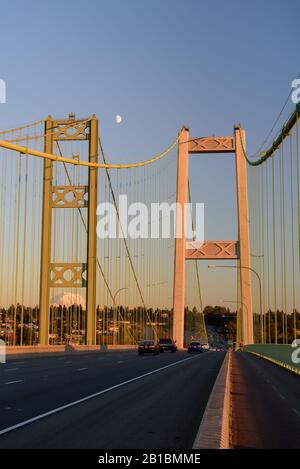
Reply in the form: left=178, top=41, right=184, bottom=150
left=0, top=0, right=298, bottom=308
left=1, top=0, right=298, bottom=153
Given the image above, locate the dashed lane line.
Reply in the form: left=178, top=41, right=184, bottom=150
left=292, top=408, right=300, bottom=418
left=4, top=380, right=24, bottom=386
left=0, top=354, right=201, bottom=436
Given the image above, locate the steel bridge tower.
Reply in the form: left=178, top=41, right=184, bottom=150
left=39, top=115, right=98, bottom=346
left=173, top=126, right=254, bottom=348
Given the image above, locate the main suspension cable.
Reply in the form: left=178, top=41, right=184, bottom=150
left=0, top=130, right=182, bottom=169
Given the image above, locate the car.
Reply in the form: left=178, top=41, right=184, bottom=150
left=158, top=338, right=177, bottom=353
left=187, top=341, right=204, bottom=353
left=200, top=343, right=210, bottom=351
left=138, top=340, right=159, bottom=355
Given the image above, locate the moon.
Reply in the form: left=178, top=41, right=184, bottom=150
left=115, top=115, right=122, bottom=124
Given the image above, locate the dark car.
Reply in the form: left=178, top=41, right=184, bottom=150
left=158, top=338, right=177, bottom=353
left=138, top=340, right=159, bottom=355
left=187, top=341, right=203, bottom=353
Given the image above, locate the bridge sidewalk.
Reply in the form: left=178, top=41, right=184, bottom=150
left=231, top=351, right=300, bottom=449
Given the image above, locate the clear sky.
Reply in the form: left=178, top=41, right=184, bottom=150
left=0, top=0, right=299, bottom=309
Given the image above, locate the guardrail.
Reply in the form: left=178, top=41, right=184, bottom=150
left=244, top=344, right=300, bottom=376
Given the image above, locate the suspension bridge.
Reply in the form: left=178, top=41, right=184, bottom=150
left=0, top=104, right=299, bottom=449
left=1, top=106, right=299, bottom=349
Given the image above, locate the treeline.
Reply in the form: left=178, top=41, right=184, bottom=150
left=1, top=303, right=299, bottom=345
left=202, top=305, right=300, bottom=344
left=0, top=304, right=173, bottom=345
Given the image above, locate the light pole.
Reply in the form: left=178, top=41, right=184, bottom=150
left=208, top=264, right=263, bottom=344
left=220, top=299, right=248, bottom=317
left=112, top=287, right=129, bottom=306
left=112, top=288, right=129, bottom=345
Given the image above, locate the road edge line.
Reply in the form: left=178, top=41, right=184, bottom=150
left=192, top=351, right=232, bottom=449
left=246, top=351, right=300, bottom=376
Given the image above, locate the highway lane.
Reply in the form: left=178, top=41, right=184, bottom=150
left=232, top=352, right=300, bottom=449
left=0, top=350, right=225, bottom=448
left=1, top=351, right=190, bottom=427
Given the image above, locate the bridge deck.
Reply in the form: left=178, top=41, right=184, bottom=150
left=0, top=350, right=225, bottom=448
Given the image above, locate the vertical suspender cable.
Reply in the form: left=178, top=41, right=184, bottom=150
left=13, top=154, right=22, bottom=345
left=261, top=165, right=265, bottom=342
left=266, top=161, right=271, bottom=343
left=296, top=112, right=300, bottom=274
left=289, top=133, right=296, bottom=341
left=281, top=142, right=287, bottom=343
left=20, top=154, right=29, bottom=345
left=272, top=153, right=277, bottom=343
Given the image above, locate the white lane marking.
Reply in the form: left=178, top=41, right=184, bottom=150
left=4, top=369, right=19, bottom=372
left=117, top=361, right=124, bottom=364
left=4, top=380, right=24, bottom=386
left=77, top=368, right=88, bottom=372
left=0, top=354, right=200, bottom=436
left=279, top=394, right=286, bottom=401
left=292, top=408, right=300, bottom=418
left=272, top=385, right=277, bottom=392
left=64, top=361, right=72, bottom=364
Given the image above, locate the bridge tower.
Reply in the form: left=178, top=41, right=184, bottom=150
left=39, top=115, right=98, bottom=346
left=173, top=126, right=253, bottom=348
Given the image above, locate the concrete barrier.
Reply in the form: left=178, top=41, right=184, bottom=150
left=5, top=344, right=137, bottom=360
left=193, top=351, right=232, bottom=449
left=244, top=344, right=300, bottom=376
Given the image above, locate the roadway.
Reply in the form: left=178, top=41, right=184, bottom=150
left=0, top=350, right=225, bottom=448
left=206, top=325, right=228, bottom=349
left=232, top=352, right=300, bottom=449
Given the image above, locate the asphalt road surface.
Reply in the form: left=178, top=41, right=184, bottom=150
left=0, top=350, right=225, bottom=448
left=232, top=352, right=300, bottom=449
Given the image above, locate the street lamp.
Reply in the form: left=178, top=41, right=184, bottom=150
left=112, top=287, right=129, bottom=306
left=208, top=264, right=263, bottom=343
left=220, top=299, right=248, bottom=317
